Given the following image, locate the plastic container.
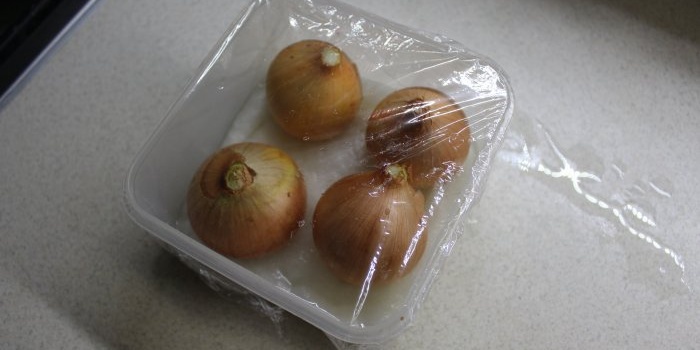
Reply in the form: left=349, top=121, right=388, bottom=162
left=124, top=0, right=514, bottom=345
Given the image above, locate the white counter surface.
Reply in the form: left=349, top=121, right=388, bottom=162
left=1, top=0, right=699, bottom=348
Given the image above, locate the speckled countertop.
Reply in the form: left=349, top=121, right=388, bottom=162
left=1, top=0, right=699, bottom=348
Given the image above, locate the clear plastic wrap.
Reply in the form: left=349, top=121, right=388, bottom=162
left=497, top=113, right=688, bottom=291
left=124, top=0, right=513, bottom=345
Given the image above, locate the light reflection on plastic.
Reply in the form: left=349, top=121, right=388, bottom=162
left=439, top=63, right=505, bottom=95
left=192, top=0, right=259, bottom=87
left=350, top=18, right=365, bottom=38
left=353, top=245, right=381, bottom=325
left=353, top=199, right=390, bottom=325
left=649, top=181, right=672, bottom=198
left=509, top=121, right=689, bottom=289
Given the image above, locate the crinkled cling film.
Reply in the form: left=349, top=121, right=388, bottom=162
left=124, top=0, right=514, bottom=345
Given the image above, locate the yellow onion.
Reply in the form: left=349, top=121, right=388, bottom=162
left=186, top=142, right=306, bottom=258
left=313, top=164, right=426, bottom=285
left=266, top=40, right=363, bottom=141
left=365, top=87, right=470, bottom=189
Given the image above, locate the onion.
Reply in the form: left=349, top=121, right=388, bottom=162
left=267, top=40, right=363, bottom=141
left=186, top=142, right=306, bottom=258
left=313, top=164, right=426, bottom=285
left=365, top=87, right=470, bottom=189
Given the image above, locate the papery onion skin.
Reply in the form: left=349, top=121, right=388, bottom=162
left=313, top=165, right=426, bottom=285
left=366, top=87, right=470, bottom=189
left=267, top=40, right=363, bottom=141
left=187, top=142, right=306, bottom=258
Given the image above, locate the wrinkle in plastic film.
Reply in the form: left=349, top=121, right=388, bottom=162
left=157, top=241, right=289, bottom=336
left=497, top=113, right=689, bottom=293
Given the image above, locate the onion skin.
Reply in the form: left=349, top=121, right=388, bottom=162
left=366, top=87, right=470, bottom=189
left=313, top=165, right=426, bottom=285
left=267, top=40, right=362, bottom=141
left=187, top=142, right=306, bottom=258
